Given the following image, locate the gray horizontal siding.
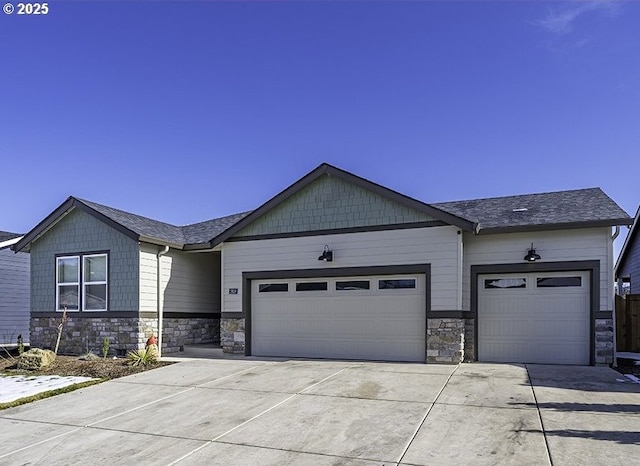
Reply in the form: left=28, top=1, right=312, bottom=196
left=0, top=248, right=30, bottom=343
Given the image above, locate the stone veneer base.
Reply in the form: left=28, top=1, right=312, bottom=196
left=30, top=316, right=219, bottom=355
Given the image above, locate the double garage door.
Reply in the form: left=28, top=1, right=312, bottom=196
left=478, top=271, right=591, bottom=365
left=251, top=274, right=426, bottom=362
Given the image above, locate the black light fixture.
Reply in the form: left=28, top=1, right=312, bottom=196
left=318, top=244, right=333, bottom=262
left=524, top=243, right=541, bottom=262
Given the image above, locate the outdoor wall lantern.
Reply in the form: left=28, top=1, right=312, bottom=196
left=318, top=245, right=333, bottom=262
left=524, top=243, right=541, bottom=262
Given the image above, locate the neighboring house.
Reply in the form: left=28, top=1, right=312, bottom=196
left=13, top=163, right=633, bottom=365
left=0, top=231, right=30, bottom=345
left=615, top=206, right=640, bottom=294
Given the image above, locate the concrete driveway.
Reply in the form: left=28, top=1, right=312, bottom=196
left=0, top=358, right=639, bottom=465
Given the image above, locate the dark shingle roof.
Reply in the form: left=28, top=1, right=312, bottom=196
left=77, top=198, right=249, bottom=247
left=78, top=199, right=188, bottom=246
left=433, top=187, right=631, bottom=233
left=0, top=231, right=22, bottom=243
left=182, top=212, right=252, bottom=245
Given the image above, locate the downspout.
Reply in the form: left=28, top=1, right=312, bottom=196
left=611, top=226, right=620, bottom=367
left=157, top=245, right=169, bottom=358
left=612, top=225, right=620, bottom=242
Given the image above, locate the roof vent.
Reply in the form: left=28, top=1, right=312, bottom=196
left=512, top=208, right=528, bottom=212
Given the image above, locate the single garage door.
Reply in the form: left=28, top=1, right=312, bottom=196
left=251, top=274, right=426, bottom=362
left=478, top=271, right=590, bottom=365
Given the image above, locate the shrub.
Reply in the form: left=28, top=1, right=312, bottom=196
left=102, top=338, right=110, bottom=359
left=126, top=346, right=158, bottom=367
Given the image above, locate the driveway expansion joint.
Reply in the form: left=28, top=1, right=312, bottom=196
left=395, top=363, right=461, bottom=464
left=167, top=364, right=359, bottom=465
left=525, top=364, right=554, bottom=466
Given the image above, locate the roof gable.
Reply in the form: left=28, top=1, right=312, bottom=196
left=233, top=174, right=440, bottom=238
left=201, top=163, right=475, bottom=248
left=13, top=197, right=249, bottom=252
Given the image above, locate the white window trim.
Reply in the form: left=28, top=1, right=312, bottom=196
left=56, top=255, right=80, bottom=312
left=83, top=253, right=108, bottom=312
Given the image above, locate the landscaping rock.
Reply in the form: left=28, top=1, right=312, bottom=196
left=17, top=348, right=57, bottom=370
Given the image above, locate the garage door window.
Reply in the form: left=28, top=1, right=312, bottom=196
left=259, top=283, right=289, bottom=293
left=536, top=276, right=582, bottom=288
left=336, top=280, right=370, bottom=291
left=484, top=278, right=526, bottom=289
left=379, top=279, right=416, bottom=289
left=296, top=282, right=328, bottom=292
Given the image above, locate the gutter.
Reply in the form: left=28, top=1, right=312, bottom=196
left=157, top=245, right=169, bottom=358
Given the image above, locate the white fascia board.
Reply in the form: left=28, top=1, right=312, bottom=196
left=0, top=236, right=23, bottom=250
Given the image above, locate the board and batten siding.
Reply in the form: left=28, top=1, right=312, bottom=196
left=0, top=247, right=30, bottom=344
left=462, top=227, right=614, bottom=311
left=222, top=225, right=462, bottom=313
left=139, top=243, right=220, bottom=314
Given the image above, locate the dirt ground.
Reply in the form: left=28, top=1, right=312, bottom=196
left=0, top=349, right=170, bottom=380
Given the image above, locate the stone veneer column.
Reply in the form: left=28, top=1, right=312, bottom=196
left=595, top=318, right=614, bottom=365
left=463, top=318, right=475, bottom=362
left=426, top=318, right=465, bottom=363
left=220, top=317, right=245, bottom=354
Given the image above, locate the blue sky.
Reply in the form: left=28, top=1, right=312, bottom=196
left=1, top=0, right=638, bottom=255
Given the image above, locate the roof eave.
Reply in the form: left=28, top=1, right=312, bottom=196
left=476, top=218, right=634, bottom=235
left=138, top=236, right=185, bottom=250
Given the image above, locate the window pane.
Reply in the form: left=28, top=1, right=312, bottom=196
left=84, top=255, right=107, bottom=282
left=85, top=284, right=107, bottom=310
left=296, top=282, right=328, bottom=291
left=58, top=257, right=79, bottom=283
left=258, top=283, right=288, bottom=293
left=484, top=278, right=526, bottom=289
left=336, top=280, right=370, bottom=291
left=537, top=277, right=582, bottom=288
left=58, top=285, right=79, bottom=310
left=379, top=279, right=416, bottom=290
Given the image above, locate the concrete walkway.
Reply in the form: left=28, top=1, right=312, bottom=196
left=0, top=357, right=638, bottom=465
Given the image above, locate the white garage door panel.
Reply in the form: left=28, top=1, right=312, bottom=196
left=252, top=274, right=425, bottom=362
left=479, top=271, right=590, bottom=365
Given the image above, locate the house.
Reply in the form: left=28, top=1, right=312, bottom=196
left=0, top=231, right=30, bottom=346
left=13, top=163, right=633, bottom=365
left=615, top=206, right=640, bottom=294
